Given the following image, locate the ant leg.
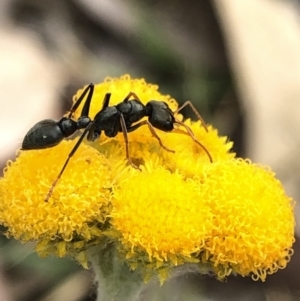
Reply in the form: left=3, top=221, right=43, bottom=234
left=174, top=100, right=208, bottom=132
left=101, top=93, right=111, bottom=110
left=175, top=119, right=213, bottom=163
left=123, top=92, right=141, bottom=102
left=127, top=121, right=175, bottom=153
left=45, top=122, right=94, bottom=202
left=119, top=114, right=141, bottom=170
left=68, top=84, right=94, bottom=118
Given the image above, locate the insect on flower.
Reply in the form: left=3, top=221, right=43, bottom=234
left=22, top=84, right=212, bottom=200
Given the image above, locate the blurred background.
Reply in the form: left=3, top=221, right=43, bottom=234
left=0, top=0, right=300, bottom=300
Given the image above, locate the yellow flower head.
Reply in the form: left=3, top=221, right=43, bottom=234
left=110, top=159, right=295, bottom=282
left=0, top=140, right=111, bottom=265
left=0, top=75, right=295, bottom=283
left=199, top=159, right=295, bottom=281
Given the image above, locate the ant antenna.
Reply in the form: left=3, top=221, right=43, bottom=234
left=174, top=100, right=208, bottom=132
left=174, top=119, right=213, bottom=163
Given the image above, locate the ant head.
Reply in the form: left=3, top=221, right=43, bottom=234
left=146, top=101, right=175, bottom=132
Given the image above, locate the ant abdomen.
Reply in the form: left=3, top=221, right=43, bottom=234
left=22, top=119, right=65, bottom=150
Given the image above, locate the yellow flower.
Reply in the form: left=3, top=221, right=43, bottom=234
left=110, top=159, right=295, bottom=283
left=0, top=140, right=111, bottom=265
left=0, top=75, right=295, bottom=284
left=199, top=159, right=295, bottom=281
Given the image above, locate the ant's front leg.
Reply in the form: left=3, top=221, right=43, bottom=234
left=127, top=120, right=175, bottom=153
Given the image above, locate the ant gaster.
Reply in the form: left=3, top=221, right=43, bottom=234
left=22, top=84, right=213, bottom=201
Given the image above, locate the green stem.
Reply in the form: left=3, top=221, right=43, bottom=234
left=88, top=243, right=145, bottom=301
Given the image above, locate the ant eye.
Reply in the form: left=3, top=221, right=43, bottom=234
left=163, top=121, right=173, bottom=131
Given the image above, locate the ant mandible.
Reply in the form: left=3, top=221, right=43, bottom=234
left=22, top=84, right=213, bottom=201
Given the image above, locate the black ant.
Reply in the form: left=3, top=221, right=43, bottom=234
left=22, top=84, right=212, bottom=201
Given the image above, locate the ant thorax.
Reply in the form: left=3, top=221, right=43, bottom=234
left=117, top=99, right=147, bottom=124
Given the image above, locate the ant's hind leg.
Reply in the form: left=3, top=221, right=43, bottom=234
left=174, top=100, right=208, bottom=132
left=68, top=84, right=94, bottom=118
left=44, top=122, right=94, bottom=201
